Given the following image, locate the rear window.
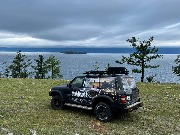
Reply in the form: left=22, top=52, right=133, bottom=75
left=122, top=77, right=136, bottom=89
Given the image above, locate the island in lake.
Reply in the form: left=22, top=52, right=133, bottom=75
left=60, top=50, right=87, bottom=54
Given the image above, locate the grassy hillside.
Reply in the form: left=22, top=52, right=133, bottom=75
left=0, top=78, right=180, bottom=135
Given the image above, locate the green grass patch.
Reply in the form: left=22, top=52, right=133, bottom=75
left=0, top=78, right=180, bottom=135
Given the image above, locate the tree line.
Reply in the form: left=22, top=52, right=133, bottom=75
left=0, top=36, right=179, bottom=82
left=0, top=50, right=62, bottom=79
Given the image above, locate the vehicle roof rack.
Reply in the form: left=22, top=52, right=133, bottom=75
left=84, top=67, right=129, bottom=75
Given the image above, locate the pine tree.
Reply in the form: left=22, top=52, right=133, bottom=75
left=45, top=55, right=62, bottom=79
left=32, top=55, right=47, bottom=79
left=172, top=55, right=180, bottom=76
left=8, top=50, right=31, bottom=78
left=116, top=37, right=163, bottom=82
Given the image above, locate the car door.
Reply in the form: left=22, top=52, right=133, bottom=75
left=69, top=77, right=99, bottom=106
left=69, top=77, right=87, bottom=105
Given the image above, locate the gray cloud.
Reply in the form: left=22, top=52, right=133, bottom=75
left=0, top=0, right=180, bottom=47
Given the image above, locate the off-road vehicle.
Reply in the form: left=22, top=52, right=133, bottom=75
left=49, top=67, right=143, bottom=122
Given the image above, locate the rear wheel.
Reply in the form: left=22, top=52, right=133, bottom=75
left=51, top=95, right=64, bottom=110
left=94, top=102, right=113, bottom=122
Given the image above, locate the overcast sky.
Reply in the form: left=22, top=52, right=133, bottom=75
left=0, top=0, right=180, bottom=48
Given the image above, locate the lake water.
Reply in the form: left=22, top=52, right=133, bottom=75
left=0, top=52, right=179, bottom=83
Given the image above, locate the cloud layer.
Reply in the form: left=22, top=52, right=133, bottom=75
left=0, top=0, right=180, bottom=47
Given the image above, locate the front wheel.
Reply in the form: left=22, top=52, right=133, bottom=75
left=94, top=102, right=113, bottom=122
left=51, top=95, right=64, bottom=110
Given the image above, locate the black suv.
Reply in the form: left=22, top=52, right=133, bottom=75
left=49, top=67, right=143, bottom=122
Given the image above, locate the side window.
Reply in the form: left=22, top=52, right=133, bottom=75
left=84, top=78, right=100, bottom=88
left=100, top=77, right=115, bottom=89
left=71, top=77, right=84, bottom=88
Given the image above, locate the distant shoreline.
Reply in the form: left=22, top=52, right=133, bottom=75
left=0, top=47, right=179, bottom=54
left=0, top=51, right=179, bottom=55
left=60, top=50, right=87, bottom=54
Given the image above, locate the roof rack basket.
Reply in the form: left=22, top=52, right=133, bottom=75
left=84, top=67, right=129, bottom=75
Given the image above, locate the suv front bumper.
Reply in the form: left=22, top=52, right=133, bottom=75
left=125, top=102, right=143, bottom=112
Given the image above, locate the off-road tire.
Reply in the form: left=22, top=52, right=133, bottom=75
left=94, top=102, right=113, bottom=122
left=51, top=95, right=64, bottom=110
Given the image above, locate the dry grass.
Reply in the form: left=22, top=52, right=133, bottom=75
left=0, top=78, right=180, bottom=135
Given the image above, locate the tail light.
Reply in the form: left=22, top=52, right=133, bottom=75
left=120, top=95, right=127, bottom=104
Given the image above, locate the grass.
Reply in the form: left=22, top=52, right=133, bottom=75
left=0, top=78, right=180, bottom=135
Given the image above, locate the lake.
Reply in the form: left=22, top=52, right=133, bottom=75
left=0, top=52, right=179, bottom=83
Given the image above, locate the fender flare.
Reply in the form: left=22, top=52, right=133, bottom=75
left=49, top=90, right=64, bottom=101
left=92, top=95, right=114, bottom=108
